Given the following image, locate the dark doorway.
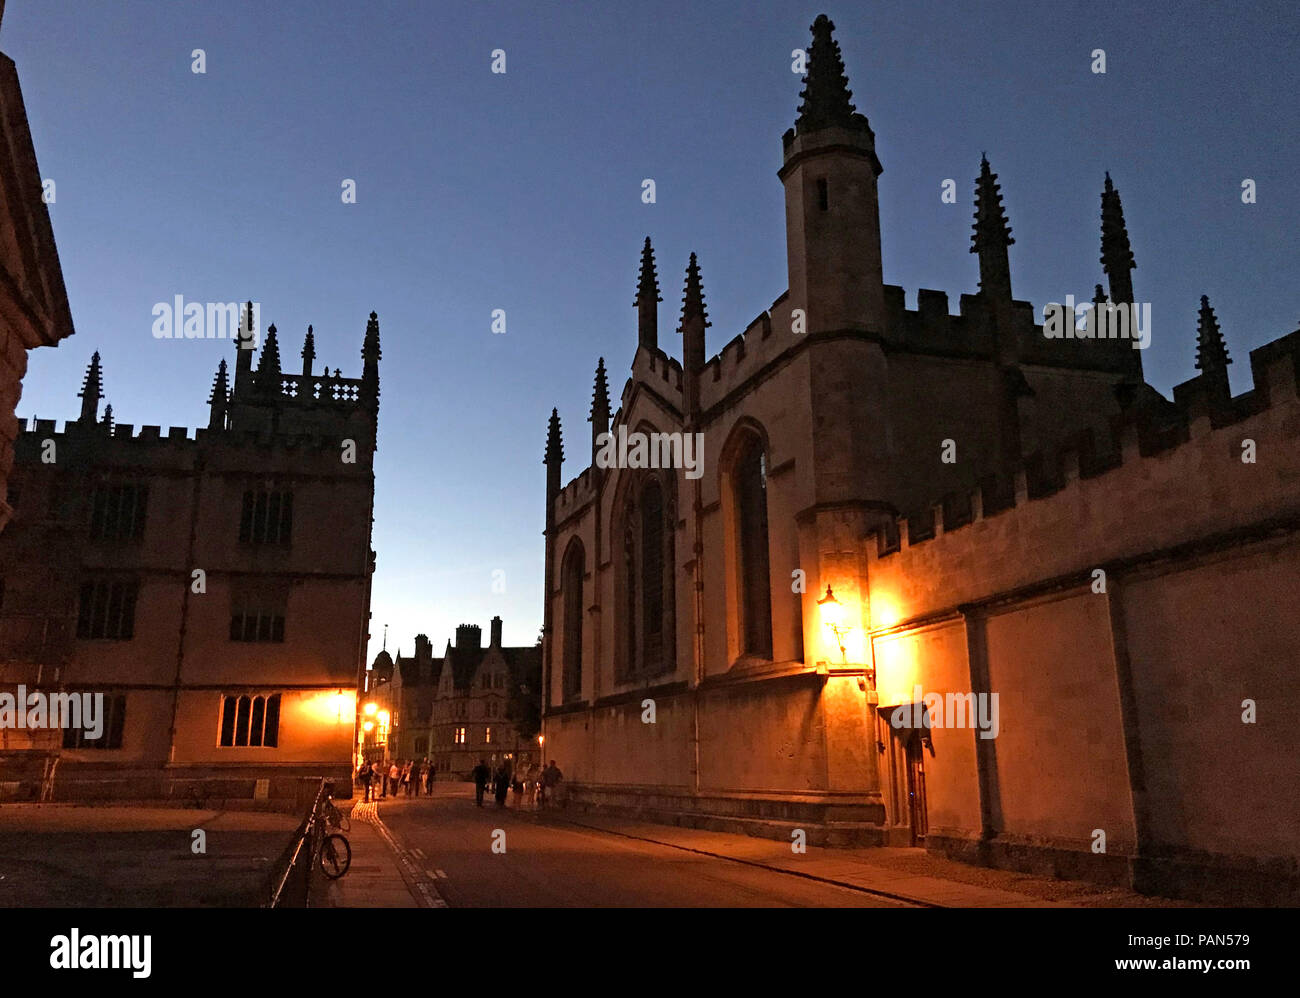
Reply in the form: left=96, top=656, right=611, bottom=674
left=904, top=729, right=929, bottom=846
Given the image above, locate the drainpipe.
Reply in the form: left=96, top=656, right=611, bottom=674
left=690, top=433, right=705, bottom=798
left=165, top=451, right=205, bottom=772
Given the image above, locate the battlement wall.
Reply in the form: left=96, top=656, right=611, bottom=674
left=16, top=416, right=367, bottom=460
left=556, top=466, right=596, bottom=518
left=867, top=330, right=1300, bottom=622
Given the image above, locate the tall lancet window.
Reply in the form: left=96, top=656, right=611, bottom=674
left=562, top=540, right=585, bottom=702
left=623, top=519, right=637, bottom=679
left=736, top=436, right=772, bottom=659
left=640, top=479, right=665, bottom=669
left=617, top=472, right=676, bottom=682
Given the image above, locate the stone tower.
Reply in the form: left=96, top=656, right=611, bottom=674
left=782, top=15, right=892, bottom=507
left=779, top=13, right=885, bottom=337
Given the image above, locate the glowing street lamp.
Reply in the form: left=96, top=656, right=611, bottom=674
left=363, top=702, right=378, bottom=717
left=818, top=584, right=851, bottom=666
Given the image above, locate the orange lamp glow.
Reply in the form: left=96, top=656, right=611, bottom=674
left=363, top=702, right=378, bottom=716
left=818, top=584, right=851, bottom=664
left=362, top=720, right=374, bottom=733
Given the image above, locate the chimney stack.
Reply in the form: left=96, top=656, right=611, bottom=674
left=455, top=623, right=482, bottom=650
left=490, top=616, right=503, bottom=648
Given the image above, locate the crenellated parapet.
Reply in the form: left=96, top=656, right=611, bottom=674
left=867, top=327, right=1300, bottom=618
left=626, top=345, right=683, bottom=412
left=14, top=414, right=374, bottom=466
left=879, top=285, right=1135, bottom=373
left=554, top=466, right=597, bottom=522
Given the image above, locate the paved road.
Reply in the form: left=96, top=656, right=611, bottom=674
left=375, top=790, right=906, bottom=907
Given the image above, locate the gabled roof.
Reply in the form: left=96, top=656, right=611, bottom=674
left=501, top=645, right=542, bottom=682
left=396, top=653, right=443, bottom=685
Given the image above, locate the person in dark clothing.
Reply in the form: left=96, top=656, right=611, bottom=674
left=472, top=759, right=490, bottom=806
left=426, top=762, right=436, bottom=795
left=359, top=761, right=374, bottom=802
left=493, top=764, right=510, bottom=807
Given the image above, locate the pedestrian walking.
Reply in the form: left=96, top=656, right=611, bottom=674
left=387, top=760, right=399, bottom=799
left=426, top=761, right=436, bottom=795
left=493, top=763, right=510, bottom=807
left=359, top=760, right=374, bottom=802
left=540, top=760, right=563, bottom=809
left=472, top=758, right=490, bottom=806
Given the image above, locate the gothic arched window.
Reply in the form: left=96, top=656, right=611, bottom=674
left=561, top=540, right=585, bottom=702
left=617, top=471, right=676, bottom=682
left=640, top=479, right=665, bottom=668
left=735, top=435, right=772, bottom=658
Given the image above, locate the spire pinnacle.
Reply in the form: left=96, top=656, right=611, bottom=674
left=361, top=311, right=381, bottom=414
left=1100, top=172, right=1136, bottom=303
left=635, top=237, right=661, bottom=306
left=363, top=311, right=381, bottom=361
left=544, top=408, right=564, bottom=466
left=678, top=252, right=710, bottom=331
left=635, top=237, right=662, bottom=350
left=78, top=351, right=104, bottom=422
left=101, top=403, right=114, bottom=433
left=590, top=358, right=610, bottom=423
left=235, top=301, right=256, bottom=351
left=255, top=322, right=282, bottom=394
left=1195, top=295, right=1231, bottom=375
left=209, top=358, right=230, bottom=404
left=794, top=14, right=866, bottom=134
left=208, top=358, right=230, bottom=430
left=971, top=156, right=1014, bottom=299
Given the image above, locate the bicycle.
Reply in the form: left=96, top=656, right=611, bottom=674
left=322, top=793, right=351, bottom=833
left=316, top=787, right=351, bottom=879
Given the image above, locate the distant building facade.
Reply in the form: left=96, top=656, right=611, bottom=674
left=0, top=26, right=75, bottom=533
left=363, top=617, right=541, bottom=779
left=540, top=15, right=1300, bottom=903
left=0, top=309, right=380, bottom=803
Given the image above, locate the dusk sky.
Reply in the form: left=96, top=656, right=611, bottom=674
left=8, top=0, right=1298, bottom=664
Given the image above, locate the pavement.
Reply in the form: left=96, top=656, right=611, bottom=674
left=319, top=800, right=443, bottom=908
left=0, top=787, right=1193, bottom=907
left=0, top=803, right=299, bottom=906
left=327, top=783, right=1192, bottom=908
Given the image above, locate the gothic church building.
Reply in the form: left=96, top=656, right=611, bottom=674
left=540, top=15, right=1300, bottom=903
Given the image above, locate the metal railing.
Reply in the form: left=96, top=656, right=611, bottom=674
left=266, top=778, right=333, bottom=908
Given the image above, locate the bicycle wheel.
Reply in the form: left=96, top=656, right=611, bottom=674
left=320, top=833, right=352, bottom=879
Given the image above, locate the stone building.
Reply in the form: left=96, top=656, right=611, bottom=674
left=0, top=18, right=75, bottom=534
left=363, top=617, right=541, bottom=779
left=539, top=14, right=1299, bottom=902
left=0, top=308, right=380, bottom=803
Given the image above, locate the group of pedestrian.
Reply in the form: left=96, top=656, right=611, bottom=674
left=356, top=757, right=438, bottom=802
left=356, top=756, right=564, bottom=808
left=471, top=758, right=563, bottom=809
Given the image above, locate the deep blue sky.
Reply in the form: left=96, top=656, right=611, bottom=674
left=7, top=1, right=1298, bottom=663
